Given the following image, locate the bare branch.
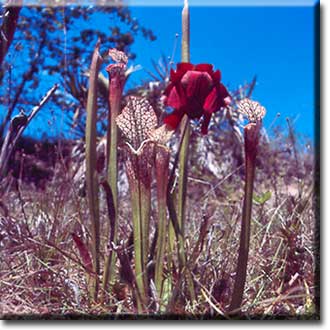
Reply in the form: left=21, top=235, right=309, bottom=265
left=0, top=0, right=22, bottom=66
left=0, top=83, right=58, bottom=180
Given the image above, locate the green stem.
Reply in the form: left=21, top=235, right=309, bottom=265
left=166, top=217, right=175, bottom=311
left=168, top=221, right=175, bottom=268
left=176, top=0, right=195, bottom=303
left=155, top=147, right=170, bottom=300
left=178, top=0, right=190, bottom=247
left=140, top=181, right=151, bottom=294
left=107, top=89, right=119, bottom=210
left=177, top=118, right=190, bottom=238
left=131, top=179, right=146, bottom=312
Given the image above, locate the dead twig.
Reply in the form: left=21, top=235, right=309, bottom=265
left=0, top=83, right=58, bottom=180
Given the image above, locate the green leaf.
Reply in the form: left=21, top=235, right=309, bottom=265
left=253, top=191, right=272, bottom=204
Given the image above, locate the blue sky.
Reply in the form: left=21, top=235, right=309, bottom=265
left=127, top=1, right=317, bottom=140
left=0, top=1, right=317, bottom=141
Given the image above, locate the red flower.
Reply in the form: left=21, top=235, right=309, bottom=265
left=163, top=63, right=231, bottom=134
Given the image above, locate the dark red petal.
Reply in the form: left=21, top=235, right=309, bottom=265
left=224, top=96, right=232, bottom=106
left=170, top=69, right=178, bottom=82
left=203, top=86, right=220, bottom=114
left=172, top=62, right=195, bottom=81
left=201, top=112, right=212, bottom=135
left=204, top=83, right=231, bottom=113
left=177, top=62, right=194, bottom=72
left=195, top=64, right=213, bottom=74
left=164, top=82, right=174, bottom=96
left=166, top=84, right=187, bottom=109
left=168, top=63, right=194, bottom=84
left=212, top=70, right=221, bottom=83
left=181, top=71, right=213, bottom=99
left=218, top=84, right=231, bottom=107
left=164, top=110, right=184, bottom=130
left=219, top=83, right=230, bottom=98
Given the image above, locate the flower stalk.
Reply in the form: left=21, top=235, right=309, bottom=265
left=178, top=0, right=190, bottom=230
left=85, top=40, right=103, bottom=301
left=178, top=0, right=190, bottom=234
left=176, top=0, right=196, bottom=303
left=181, top=0, right=190, bottom=63
left=229, top=99, right=265, bottom=313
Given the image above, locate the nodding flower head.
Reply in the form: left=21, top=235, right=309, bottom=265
left=163, top=62, right=231, bottom=134
left=106, top=49, right=128, bottom=90
left=237, top=98, right=266, bottom=123
left=237, top=98, right=266, bottom=157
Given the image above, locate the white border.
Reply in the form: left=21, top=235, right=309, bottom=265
left=0, top=0, right=323, bottom=328
left=126, top=0, right=318, bottom=6
left=1, top=0, right=318, bottom=7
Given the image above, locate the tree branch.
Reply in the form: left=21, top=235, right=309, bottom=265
left=0, top=83, right=58, bottom=180
left=0, top=0, right=22, bottom=66
left=0, top=30, right=47, bottom=139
